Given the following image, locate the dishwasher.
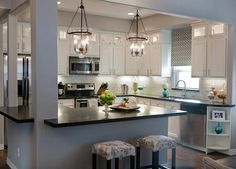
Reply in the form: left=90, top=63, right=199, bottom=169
left=180, top=103, right=207, bottom=149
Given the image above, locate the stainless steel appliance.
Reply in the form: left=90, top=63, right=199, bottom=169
left=180, top=103, right=207, bottom=150
left=65, top=83, right=98, bottom=108
left=69, top=56, right=99, bottom=75
left=4, top=54, right=31, bottom=105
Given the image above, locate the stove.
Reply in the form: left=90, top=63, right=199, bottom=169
left=65, top=83, right=98, bottom=108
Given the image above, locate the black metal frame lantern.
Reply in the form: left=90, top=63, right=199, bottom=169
left=67, top=0, right=92, bottom=58
left=127, top=10, right=148, bottom=57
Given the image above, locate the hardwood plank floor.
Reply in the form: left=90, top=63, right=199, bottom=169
left=0, top=145, right=229, bottom=169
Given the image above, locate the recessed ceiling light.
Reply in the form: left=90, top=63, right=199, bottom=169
left=57, top=1, right=61, bottom=5
left=128, top=12, right=135, bottom=16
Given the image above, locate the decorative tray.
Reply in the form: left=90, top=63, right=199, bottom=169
left=110, top=105, right=140, bottom=111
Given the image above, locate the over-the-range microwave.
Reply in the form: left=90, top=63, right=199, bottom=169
left=69, top=56, right=100, bottom=75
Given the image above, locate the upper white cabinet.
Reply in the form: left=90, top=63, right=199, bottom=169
left=57, top=27, right=70, bottom=75
left=100, top=32, right=126, bottom=75
left=126, top=30, right=171, bottom=77
left=191, top=22, right=227, bottom=77
left=17, top=22, right=31, bottom=54
left=2, top=23, right=7, bottom=52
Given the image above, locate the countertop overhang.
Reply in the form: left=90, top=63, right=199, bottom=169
left=0, top=106, right=34, bottom=123
left=44, top=104, right=187, bottom=128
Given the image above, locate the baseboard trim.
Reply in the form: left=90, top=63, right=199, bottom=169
left=7, top=158, right=18, bottom=169
left=0, top=144, right=4, bottom=150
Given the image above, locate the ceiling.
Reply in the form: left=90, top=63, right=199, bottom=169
left=57, top=0, right=159, bottom=19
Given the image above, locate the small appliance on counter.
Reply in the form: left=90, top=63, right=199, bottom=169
left=65, top=83, right=98, bottom=108
left=58, top=82, right=65, bottom=96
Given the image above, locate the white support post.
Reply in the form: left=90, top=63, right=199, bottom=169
left=7, top=15, right=18, bottom=107
left=0, top=24, right=4, bottom=107
left=31, top=0, right=58, bottom=168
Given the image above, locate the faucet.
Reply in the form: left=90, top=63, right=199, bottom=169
left=175, top=80, right=187, bottom=98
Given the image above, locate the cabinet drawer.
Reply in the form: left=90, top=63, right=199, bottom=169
left=58, top=99, right=75, bottom=106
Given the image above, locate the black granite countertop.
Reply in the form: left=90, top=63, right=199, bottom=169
left=44, top=104, right=187, bottom=128
left=116, top=94, right=235, bottom=107
left=0, top=106, right=34, bottom=123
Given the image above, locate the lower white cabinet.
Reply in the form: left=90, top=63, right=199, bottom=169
left=58, top=99, right=75, bottom=108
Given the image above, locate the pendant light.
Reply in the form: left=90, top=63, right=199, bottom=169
left=67, top=0, right=92, bottom=58
left=127, top=10, right=148, bottom=57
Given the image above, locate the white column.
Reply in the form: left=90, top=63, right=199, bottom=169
left=0, top=24, right=4, bottom=106
left=31, top=0, right=58, bottom=168
left=7, top=15, right=18, bottom=107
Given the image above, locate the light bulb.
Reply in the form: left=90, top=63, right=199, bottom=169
left=73, top=35, right=90, bottom=58
left=130, top=41, right=145, bottom=57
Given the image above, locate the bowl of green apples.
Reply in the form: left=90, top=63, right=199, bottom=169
left=99, top=90, right=116, bottom=114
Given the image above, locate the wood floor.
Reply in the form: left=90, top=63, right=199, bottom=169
left=0, top=145, right=228, bottom=169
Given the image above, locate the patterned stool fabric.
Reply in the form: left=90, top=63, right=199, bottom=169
left=137, top=135, right=177, bottom=152
left=92, top=140, right=136, bottom=160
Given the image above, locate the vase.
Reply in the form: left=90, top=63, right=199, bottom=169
left=162, top=88, right=168, bottom=97
left=103, top=104, right=109, bottom=116
left=215, top=122, right=223, bottom=134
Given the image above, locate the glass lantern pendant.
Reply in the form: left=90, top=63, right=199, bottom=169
left=67, top=0, right=92, bottom=58
left=127, top=10, right=148, bottom=57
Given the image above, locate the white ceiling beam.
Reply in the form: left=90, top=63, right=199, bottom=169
left=0, top=0, right=11, bottom=9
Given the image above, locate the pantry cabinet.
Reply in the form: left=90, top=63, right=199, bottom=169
left=191, top=23, right=227, bottom=77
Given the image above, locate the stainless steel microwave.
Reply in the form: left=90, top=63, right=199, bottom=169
left=69, top=56, right=100, bottom=75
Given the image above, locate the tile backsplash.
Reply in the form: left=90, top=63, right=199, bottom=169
left=58, top=75, right=226, bottom=101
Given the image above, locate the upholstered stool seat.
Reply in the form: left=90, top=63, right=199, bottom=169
left=92, top=140, right=135, bottom=169
left=136, top=135, right=177, bottom=169
left=137, top=135, right=177, bottom=152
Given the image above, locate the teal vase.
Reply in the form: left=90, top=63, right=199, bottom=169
left=215, top=122, right=223, bottom=134
left=162, top=88, right=168, bottom=97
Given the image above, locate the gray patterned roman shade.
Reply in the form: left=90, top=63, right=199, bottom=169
left=171, top=27, right=192, bottom=66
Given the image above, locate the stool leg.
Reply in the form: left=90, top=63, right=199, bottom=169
left=152, top=151, right=159, bottom=169
left=136, top=147, right=140, bottom=169
left=130, top=155, right=135, bottom=169
left=92, top=153, right=96, bottom=169
left=172, top=148, right=176, bottom=169
left=107, top=160, right=111, bottom=169
left=115, top=158, right=119, bottom=169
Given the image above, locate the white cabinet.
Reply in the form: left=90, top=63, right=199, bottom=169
left=57, top=27, right=70, bottom=75
left=21, top=23, right=31, bottom=54
left=125, top=30, right=171, bottom=77
left=2, top=23, right=7, bottom=52
left=17, top=22, right=31, bottom=54
left=58, top=99, right=75, bottom=108
left=191, top=22, right=227, bottom=77
left=100, top=32, right=126, bottom=75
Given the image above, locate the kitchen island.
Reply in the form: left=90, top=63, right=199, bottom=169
left=41, top=104, right=186, bottom=169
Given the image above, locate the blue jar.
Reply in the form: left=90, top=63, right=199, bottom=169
left=162, top=88, right=168, bottom=97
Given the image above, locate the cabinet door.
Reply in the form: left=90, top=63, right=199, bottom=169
left=191, top=39, right=207, bottom=77
left=113, top=46, right=125, bottom=75
left=149, top=44, right=161, bottom=76
left=22, top=23, right=31, bottom=54
left=86, top=32, right=99, bottom=57
left=125, top=45, right=138, bottom=75
left=207, top=37, right=226, bottom=77
left=58, top=27, right=70, bottom=75
left=100, top=44, right=113, bottom=75
left=137, top=45, right=150, bottom=76
left=17, top=23, right=23, bottom=53
left=2, top=24, right=7, bottom=52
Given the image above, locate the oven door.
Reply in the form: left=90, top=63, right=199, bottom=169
left=69, top=57, right=92, bottom=74
left=76, top=99, right=88, bottom=108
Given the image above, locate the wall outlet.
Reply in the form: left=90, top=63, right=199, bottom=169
left=17, top=148, right=20, bottom=157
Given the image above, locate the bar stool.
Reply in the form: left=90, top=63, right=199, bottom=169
left=92, top=140, right=135, bottom=169
left=136, top=135, right=177, bottom=169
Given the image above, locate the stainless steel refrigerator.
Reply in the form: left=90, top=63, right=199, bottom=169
left=3, top=54, right=32, bottom=106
